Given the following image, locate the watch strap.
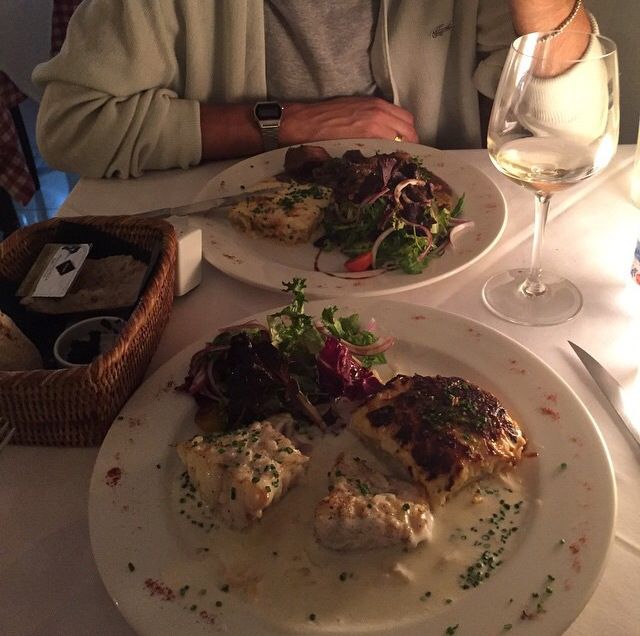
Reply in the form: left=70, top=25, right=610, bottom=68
left=253, top=101, right=283, bottom=152
left=260, top=124, right=280, bottom=151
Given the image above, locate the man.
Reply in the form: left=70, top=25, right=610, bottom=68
left=32, top=0, right=593, bottom=178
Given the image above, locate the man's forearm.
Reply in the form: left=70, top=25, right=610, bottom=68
left=509, top=0, right=591, bottom=36
left=199, top=96, right=419, bottom=163
left=199, top=104, right=264, bottom=161
left=508, top=1, right=594, bottom=76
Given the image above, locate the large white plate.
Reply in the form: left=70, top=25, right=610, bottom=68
left=191, top=139, right=506, bottom=298
left=89, top=300, right=615, bottom=635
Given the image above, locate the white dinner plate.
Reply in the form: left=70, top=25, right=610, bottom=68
left=89, top=300, right=615, bottom=636
left=190, top=139, right=507, bottom=298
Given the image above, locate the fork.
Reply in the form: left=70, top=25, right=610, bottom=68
left=0, top=417, right=15, bottom=452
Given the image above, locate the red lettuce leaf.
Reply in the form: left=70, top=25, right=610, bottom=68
left=317, top=337, right=383, bottom=401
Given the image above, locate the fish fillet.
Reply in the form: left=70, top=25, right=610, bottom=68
left=314, top=453, right=433, bottom=550
left=177, top=420, right=308, bottom=529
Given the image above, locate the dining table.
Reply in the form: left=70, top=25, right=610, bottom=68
left=1, top=144, right=639, bottom=636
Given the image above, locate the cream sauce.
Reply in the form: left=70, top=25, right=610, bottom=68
left=169, top=429, right=528, bottom=633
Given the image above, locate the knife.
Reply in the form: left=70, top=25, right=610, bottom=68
left=134, top=186, right=285, bottom=220
left=568, top=340, right=640, bottom=451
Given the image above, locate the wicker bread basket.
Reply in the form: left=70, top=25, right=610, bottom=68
left=0, top=215, right=176, bottom=446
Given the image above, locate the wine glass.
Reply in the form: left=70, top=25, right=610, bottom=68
left=483, top=31, right=619, bottom=326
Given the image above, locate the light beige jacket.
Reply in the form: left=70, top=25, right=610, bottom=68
left=33, top=0, right=515, bottom=178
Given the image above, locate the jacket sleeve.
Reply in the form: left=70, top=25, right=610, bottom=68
left=472, top=0, right=515, bottom=99
left=473, top=6, right=608, bottom=140
left=518, top=24, right=611, bottom=141
left=32, top=0, right=202, bottom=178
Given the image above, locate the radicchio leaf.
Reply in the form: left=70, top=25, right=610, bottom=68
left=317, top=337, right=383, bottom=401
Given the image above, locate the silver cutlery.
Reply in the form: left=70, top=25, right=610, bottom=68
left=568, top=340, right=640, bottom=453
left=135, top=186, right=284, bottom=220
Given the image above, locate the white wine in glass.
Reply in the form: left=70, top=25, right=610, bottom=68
left=483, top=30, right=619, bottom=326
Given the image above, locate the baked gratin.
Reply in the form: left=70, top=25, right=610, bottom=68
left=228, top=179, right=332, bottom=244
left=350, top=375, right=527, bottom=506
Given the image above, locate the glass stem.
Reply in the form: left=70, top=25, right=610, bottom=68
left=523, top=191, right=551, bottom=297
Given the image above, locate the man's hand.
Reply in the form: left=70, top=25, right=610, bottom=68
left=199, top=96, right=418, bottom=163
left=279, top=96, right=419, bottom=146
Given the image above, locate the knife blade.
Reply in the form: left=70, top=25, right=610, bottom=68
left=568, top=340, right=640, bottom=451
left=134, top=186, right=284, bottom=220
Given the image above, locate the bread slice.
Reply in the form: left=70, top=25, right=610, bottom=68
left=21, top=255, right=147, bottom=314
left=0, top=310, right=43, bottom=371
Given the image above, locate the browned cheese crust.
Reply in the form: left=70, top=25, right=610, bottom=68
left=350, top=375, right=527, bottom=505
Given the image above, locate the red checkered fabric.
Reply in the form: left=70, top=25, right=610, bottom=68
left=0, top=72, right=27, bottom=111
left=52, top=0, right=84, bottom=55
left=0, top=73, right=34, bottom=205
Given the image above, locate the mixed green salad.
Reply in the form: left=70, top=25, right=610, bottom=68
left=283, top=146, right=468, bottom=275
left=179, top=279, right=394, bottom=432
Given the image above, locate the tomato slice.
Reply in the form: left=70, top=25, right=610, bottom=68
left=344, top=251, right=373, bottom=272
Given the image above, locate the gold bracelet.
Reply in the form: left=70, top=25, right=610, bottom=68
left=540, top=0, right=584, bottom=41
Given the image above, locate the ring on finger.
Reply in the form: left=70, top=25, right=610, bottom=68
left=394, top=133, right=404, bottom=142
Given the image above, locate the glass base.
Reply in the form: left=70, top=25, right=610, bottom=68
left=482, top=269, right=583, bottom=326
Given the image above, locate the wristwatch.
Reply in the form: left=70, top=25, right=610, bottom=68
left=253, top=101, right=283, bottom=151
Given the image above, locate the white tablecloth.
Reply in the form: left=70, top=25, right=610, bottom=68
left=1, top=147, right=639, bottom=635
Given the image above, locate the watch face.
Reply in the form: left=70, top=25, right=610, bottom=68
left=255, top=102, right=283, bottom=121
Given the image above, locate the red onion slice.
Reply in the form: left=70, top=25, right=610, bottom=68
left=340, top=336, right=396, bottom=356
left=448, top=220, right=475, bottom=251
left=314, top=322, right=332, bottom=338
left=187, top=368, right=208, bottom=395
left=399, top=217, right=431, bottom=237
left=449, top=216, right=473, bottom=225
left=393, top=178, right=426, bottom=206
left=371, top=227, right=396, bottom=268
left=360, top=187, right=389, bottom=207
left=314, top=247, right=388, bottom=278
left=314, top=321, right=395, bottom=356
left=206, top=360, right=226, bottom=399
left=329, top=269, right=388, bottom=279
